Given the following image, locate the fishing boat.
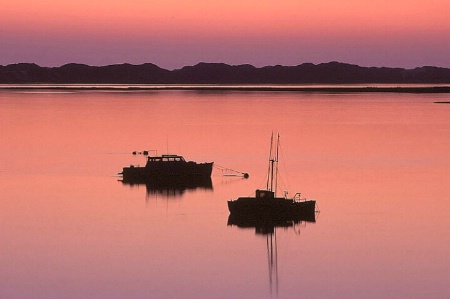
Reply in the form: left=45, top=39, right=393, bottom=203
left=120, top=152, right=213, bottom=182
left=227, top=133, right=316, bottom=220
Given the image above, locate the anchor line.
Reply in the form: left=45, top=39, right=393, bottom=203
left=214, top=164, right=249, bottom=178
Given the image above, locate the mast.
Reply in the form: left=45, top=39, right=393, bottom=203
left=266, top=132, right=280, bottom=195
left=266, top=132, right=274, bottom=191
left=274, top=133, right=280, bottom=197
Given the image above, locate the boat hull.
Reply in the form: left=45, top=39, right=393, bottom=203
left=122, top=162, right=213, bottom=181
left=228, top=197, right=316, bottom=221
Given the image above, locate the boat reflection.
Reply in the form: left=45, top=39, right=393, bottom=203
left=120, top=176, right=213, bottom=199
left=228, top=213, right=316, bottom=296
left=227, top=213, right=315, bottom=235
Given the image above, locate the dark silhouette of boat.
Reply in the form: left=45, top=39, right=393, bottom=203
left=228, top=133, right=316, bottom=220
left=120, top=152, right=213, bottom=182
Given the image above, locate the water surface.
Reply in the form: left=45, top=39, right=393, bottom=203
left=1, top=89, right=450, bottom=298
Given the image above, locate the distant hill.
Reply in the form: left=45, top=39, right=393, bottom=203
left=1, top=62, right=450, bottom=84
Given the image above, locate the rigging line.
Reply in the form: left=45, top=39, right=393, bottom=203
left=107, top=152, right=135, bottom=155
left=315, top=202, right=321, bottom=213
left=213, top=164, right=248, bottom=176
left=273, top=137, right=290, bottom=196
left=276, top=171, right=288, bottom=196
left=278, top=138, right=292, bottom=191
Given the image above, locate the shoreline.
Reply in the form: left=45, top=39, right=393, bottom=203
left=1, top=85, right=450, bottom=93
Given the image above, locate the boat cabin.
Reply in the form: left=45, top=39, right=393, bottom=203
left=147, top=154, right=186, bottom=163
left=256, top=189, right=275, bottom=199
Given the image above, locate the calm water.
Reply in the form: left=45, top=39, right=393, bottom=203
left=1, top=89, right=450, bottom=299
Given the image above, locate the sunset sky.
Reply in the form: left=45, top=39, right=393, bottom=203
left=1, top=0, right=450, bottom=69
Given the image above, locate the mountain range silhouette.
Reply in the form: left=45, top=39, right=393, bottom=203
left=1, top=61, right=450, bottom=84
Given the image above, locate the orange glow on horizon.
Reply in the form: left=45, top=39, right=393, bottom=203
left=3, top=0, right=449, bottom=36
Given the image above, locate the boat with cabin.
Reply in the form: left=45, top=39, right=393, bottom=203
left=227, top=133, right=316, bottom=220
left=120, top=152, right=213, bottom=182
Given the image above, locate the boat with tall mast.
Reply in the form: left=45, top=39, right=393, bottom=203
left=227, top=133, right=316, bottom=219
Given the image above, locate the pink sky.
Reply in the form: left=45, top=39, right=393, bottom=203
left=1, top=0, right=450, bottom=69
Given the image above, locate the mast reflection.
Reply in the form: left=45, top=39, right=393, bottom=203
left=228, top=213, right=316, bottom=296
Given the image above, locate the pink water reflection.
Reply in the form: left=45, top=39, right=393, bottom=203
left=1, top=90, right=450, bottom=298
